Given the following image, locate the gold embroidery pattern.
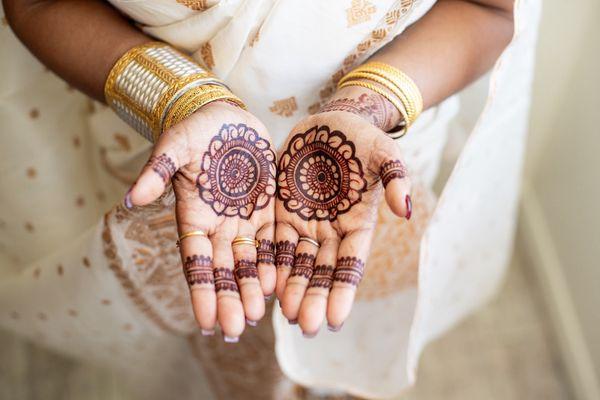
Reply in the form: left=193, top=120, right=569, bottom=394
left=346, top=0, right=377, bottom=27
left=310, top=0, right=415, bottom=112
left=200, top=42, right=215, bottom=70
left=176, top=0, right=207, bottom=10
left=103, top=194, right=196, bottom=334
left=269, top=97, right=298, bottom=117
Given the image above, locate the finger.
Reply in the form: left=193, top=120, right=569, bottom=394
left=126, top=133, right=185, bottom=208
left=298, top=238, right=339, bottom=337
left=374, top=139, right=412, bottom=219
left=327, top=229, right=373, bottom=330
left=179, top=234, right=217, bottom=335
left=211, top=235, right=245, bottom=342
left=256, top=223, right=276, bottom=298
left=275, top=223, right=299, bottom=301
left=281, top=238, right=319, bottom=324
left=232, top=224, right=265, bottom=325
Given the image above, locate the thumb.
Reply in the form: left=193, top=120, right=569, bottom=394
left=124, top=136, right=184, bottom=209
left=373, top=140, right=412, bottom=219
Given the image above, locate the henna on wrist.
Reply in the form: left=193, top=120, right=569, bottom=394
left=183, top=255, right=214, bottom=286
left=380, top=159, right=407, bottom=188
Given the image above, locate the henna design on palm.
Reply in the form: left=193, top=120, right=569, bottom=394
left=257, top=239, right=275, bottom=265
left=183, top=255, right=214, bottom=286
left=290, top=253, right=316, bottom=279
left=277, top=125, right=367, bottom=221
left=197, top=123, right=276, bottom=219
left=380, top=160, right=407, bottom=188
left=149, top=153, right=177, bottom=184
left=333, top=257, right=365, bottom=287
left=214, top=268, right=239, bottom=293
left=276, top=240, right=296, bottom=267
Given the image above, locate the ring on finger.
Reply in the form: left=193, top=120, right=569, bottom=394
left=232, top=236, right=259, bottom=248
left=176, top=230, right=207, bottom=247
left=298, top=236, right=320, bottom=248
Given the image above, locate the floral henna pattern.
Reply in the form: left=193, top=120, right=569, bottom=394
left=257, top=239, right=275, bottom=265
left=320, top=93, right=394, bottom=131
left=277, top=125, right=367, bottom=221
left=149, top=153, right=177, bottom=184
left=214, top=268, right=239, bottom=293
left=308, top=264, right=335, bottom=289
left=380, top=160, right=407, bottom=188
left=333, top=257, right=365, bottom=287
left=290, top=253, right=316, bottom=280
left=183, top=255, right=214, bottom=286
left=197, top=124, right=276, bottom=219
left=234, top=259, right=258, bottom=280
left=275, top=240, right=296, bottom=268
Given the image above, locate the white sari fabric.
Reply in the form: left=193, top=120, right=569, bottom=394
left=0, top=0, right=540, bottom=399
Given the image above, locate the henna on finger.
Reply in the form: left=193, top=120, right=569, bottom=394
left=214, top=268, right=240, bottom=293
left=257, top=239, right=275, bottom=265
left=196, top=123, right=276, bottom=219
left=290, top=253, right=316, bottom=280
left=183, top=255, right=214, bottom=287
left=276, top=240, right=296, bottom=268
left=148, top=153, right=177, bottom=184
left=380, top=160, right=407, bottom=188
left=333, top=257, right=365, bottom=287
left=277, top=125, right=367, bottom=221
left=234, top=259, right=259, bottom=280
left=307, top=264, right=335, bottom=290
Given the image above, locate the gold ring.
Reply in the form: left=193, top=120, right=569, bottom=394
left=298, top=237, right=320, bottom=248
left=232, top=237, right=259, bottom=248
left=176, top=230, right=207, bottom=247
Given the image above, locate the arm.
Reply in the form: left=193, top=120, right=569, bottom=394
left=3, top=0, right=150, bottom=101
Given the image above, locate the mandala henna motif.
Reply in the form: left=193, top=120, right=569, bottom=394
left=183, top=255, right=214, bottom=286
left=290, top=253, right=316, bottom=279
left=275, top=240, right=296, bottom=267
left=277, top=125, right=367, bottom=221
left=380, top=160, right=407, bottom=188
left=149, top=153, right=177, bottom=184
left=257, top=240, right=275, bottom=265
left=308, top=264, right=335, bottom=289
left=214, top=268, right=239, bottom=293
left=333, top=257, right=365, bottom=287
left=197, top=123, right=276, bottom=219
left=234, top=259, right=258, bottom=280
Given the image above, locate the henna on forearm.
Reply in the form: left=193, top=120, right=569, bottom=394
left=257, top=239, right=275, bottom=265
left=319, top=92, right=397, bottom=131
left=148, top=153, right=177, bottom=184
left=183, top=255, right=214, bottom=286
left=214, top=267, right=239, bottom=293
left=290, top=253, right=316, bottom=280
left=380, top=159, right=407, bottom=188
left=333, top=257, right=365, bottom=287
left=276, top=240, right=296, bottom=267
left=197, top=123, right=276, bottom=219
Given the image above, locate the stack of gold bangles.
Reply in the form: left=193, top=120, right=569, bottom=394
left=104, top=42, right=245, bottom=143
left=338, top=61, right=423, bottom=139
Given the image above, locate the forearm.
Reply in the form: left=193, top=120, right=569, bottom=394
left=3, top=0, right=150, bottom=101
left=326, top=0, right=514, bottom=130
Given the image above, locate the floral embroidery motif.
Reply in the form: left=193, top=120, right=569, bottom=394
left=200, top=42, right=215, bottom=70
left=346, top=0, right=377, bottom=27
left=269, top=97, right=298, bottom=117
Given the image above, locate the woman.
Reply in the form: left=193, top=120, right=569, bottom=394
left=0, top=0, right=540, bottom=399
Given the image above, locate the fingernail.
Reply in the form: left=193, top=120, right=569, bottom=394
left=405, top=195, right=412, bottom=220
left=328, top=323, right=343, bottom=332
left=264, top=294, right=272, bottom=301
left=201, top=329, right=215, bottom=336
left=246, top=318, right=257, bottom=327
left=302, top=331, right=317, bottom=339
left=288, top=319, right=298, bottom=325
left=223, top=335, right=239, bottom=343
left=124, top=188, right=133, bottom=210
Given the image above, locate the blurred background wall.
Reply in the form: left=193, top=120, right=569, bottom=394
left=522, top=0, right=600, bottom=398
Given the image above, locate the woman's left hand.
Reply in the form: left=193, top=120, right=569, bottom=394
left=275, top=108, right=412, bottom=336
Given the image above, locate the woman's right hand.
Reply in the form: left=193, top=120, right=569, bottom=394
left=125, top=101, right=277, bottom=342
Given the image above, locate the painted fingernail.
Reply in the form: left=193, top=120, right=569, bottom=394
left=223, top=335, right=239, bottom=343
left=124, top=188, right=133, bottom=210
left=302, top=331, right=317, bottom=339
left=288, top=319, right=298, bottom=325
left=328, top=323, right=343, bottom=332
left=405, top=195, right=412, bottom=220
left=246, top=318, right=257, bottom=327
left=201, top=329, right=215, bottom=336
left=264, top=294, right=272, bottom=301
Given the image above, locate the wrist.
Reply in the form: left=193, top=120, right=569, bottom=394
left=319, top=85, right=402, bottom=132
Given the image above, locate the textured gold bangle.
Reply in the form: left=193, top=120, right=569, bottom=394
left=338, top=80, right=409, bottom=138
left=104, top=42, right=229, bottom=142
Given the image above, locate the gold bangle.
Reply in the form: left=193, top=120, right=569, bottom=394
left=177, top=230, right=207, bottom=247
left=338, top=80, right=409, bottom=138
